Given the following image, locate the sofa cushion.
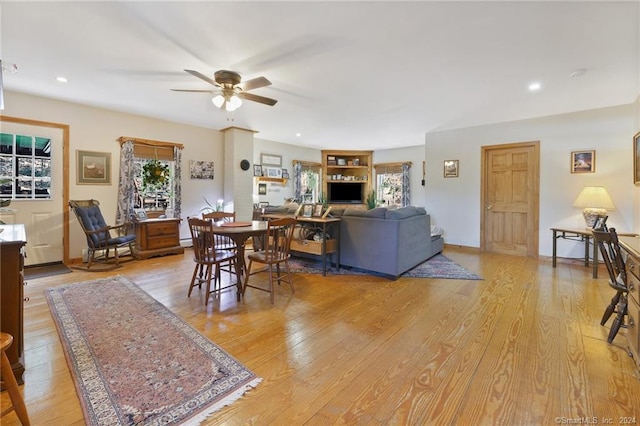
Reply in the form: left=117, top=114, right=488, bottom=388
left=365, top=207, right=387, bottom=218
left=385, top=206, right=425, bottom=219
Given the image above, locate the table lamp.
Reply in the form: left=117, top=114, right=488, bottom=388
left=572, top=186, right=615, bottom=228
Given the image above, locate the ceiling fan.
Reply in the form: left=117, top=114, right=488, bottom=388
left=171, top=69, right=277, bottom=111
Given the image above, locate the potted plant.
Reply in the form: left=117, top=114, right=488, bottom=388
left=142, top=159, right=170, bottom=190
left=365, top=189, right=377, bottom=210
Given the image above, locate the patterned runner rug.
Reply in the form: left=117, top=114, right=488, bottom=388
left=46, top=276, right=260, bottom=425
left=288, top=254, right=483, bottom=280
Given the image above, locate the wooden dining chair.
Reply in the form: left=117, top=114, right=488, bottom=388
left=1, top=333, right=30, bottom=425
left=592, top=227, right=629, bottom=343
left=242, top=217, right=297, bottom=304
left=187, top=217, right=241, bottom=305
left=202, top=211, right=237, bottom=282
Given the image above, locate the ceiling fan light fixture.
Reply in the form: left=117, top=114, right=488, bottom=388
left=212, top=94, right=225, bottom=108
left=228, top=95, right=242, bottom=110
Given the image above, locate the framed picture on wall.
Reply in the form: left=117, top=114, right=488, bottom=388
left=634, top=132, right=640, bottom=185
left=76, top=150, right=111, bottom=185
left=253, top=164, right=262, bottom=177
left=443, top=160, right=458, bottom=178
left=571, top=150, right=595, bottom=173
left=260, top=153, right=282, bottom=167
left=258, top=183, right=267, bottom=195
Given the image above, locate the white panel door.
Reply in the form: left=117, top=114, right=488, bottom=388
left=0, top=122, right=63, bottom=266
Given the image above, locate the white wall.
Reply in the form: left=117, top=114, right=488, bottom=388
left=253, top=137, right=320, bottom=206
left=425, top=103, right=636, bottom=258
left=372, top=145, right=427, bottom=208
left=3, top=90, right=224, bottom=259
left=634, top=95, right=640, bottom=234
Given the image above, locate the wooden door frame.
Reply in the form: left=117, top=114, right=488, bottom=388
left=480, top=141, right=540, bottom=257
left=0, top=115, right=70, bottom=264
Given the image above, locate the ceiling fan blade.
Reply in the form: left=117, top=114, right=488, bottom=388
left=184, top=69, right=217, bottom=86
left=238, top=76, right=271, bottom=92
left=238, top=92, right=278, bottom=106
left=171, top=89, right=214, bottom=93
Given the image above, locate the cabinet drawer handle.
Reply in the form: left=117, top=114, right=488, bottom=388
left=23, top=296, right=29, bottom=302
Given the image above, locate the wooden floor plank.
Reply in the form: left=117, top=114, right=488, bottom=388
left=2, top=247, right=640, bottom=425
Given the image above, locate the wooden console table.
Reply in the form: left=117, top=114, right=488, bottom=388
left=263, top=214, right=341, bottom=275
left=551, top=227, right=636, bottom=278
left=133, top=218, right=184, bottom=259
left=619, top=235, right=640, bottom=370
left=0, top=224, right=27, bottom=385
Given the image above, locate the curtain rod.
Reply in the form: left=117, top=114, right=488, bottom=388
left=374, top=161, right=412, bottom=168
left=118, top=136, right=184, bottom=149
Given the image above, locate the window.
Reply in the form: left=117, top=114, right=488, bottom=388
left=0, top=133, right=52, bottom=199
left=133, top=158, right=173, bottom=210
left=374, top=163, right=410, bottom=207
left=132, top=144, right=175, bottom=210
left=300, top=167, right=320, bottom=204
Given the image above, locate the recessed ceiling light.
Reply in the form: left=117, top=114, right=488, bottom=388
left=296, top=133, right=301, bottom=137
left=528, top=82, right=541, bottom=91
left=56, top=77, right=68, bottom=83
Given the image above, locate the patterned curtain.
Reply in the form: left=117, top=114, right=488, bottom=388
left=293, top=161, right=302, bottom=201
left=172, top=146, right=182, bottom=218
left=401, top=162, right=411, bottom=207
left=115, top=140, right=135, bottom=224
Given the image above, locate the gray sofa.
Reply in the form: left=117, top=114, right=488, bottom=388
left=338, top=206, right=444, bottom=279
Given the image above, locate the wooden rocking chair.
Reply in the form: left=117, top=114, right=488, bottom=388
left=69, top=199, right=136, bottom=270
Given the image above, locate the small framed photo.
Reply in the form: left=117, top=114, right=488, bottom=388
left=260, top=153, right=282, bottom=167
left=133, top=208, right=148, bottom=220
left=282, top=168, right=289, bottom=179
left=253, top=164, right=263, bottom=177
left=571, top=150, right=595, bottom=173
left=337, top=158, right=347, bottom=166
left=302, top=204, right=313, bottom=218
left=313, top=204, right=324, bottom=217
left=634, top=132, right=640, bottom=185
left=265, top=167, right=282, bottom=178
left=443, top=160, right=459, bottom=178
left=76, top=150, right=111, bottom=185
left=258, top=183, right=267, bottom=195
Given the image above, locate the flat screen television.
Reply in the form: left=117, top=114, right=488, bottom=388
left=327, top=182, right=364, bottom=204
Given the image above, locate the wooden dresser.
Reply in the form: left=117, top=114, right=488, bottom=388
left=0, top=224, right=27, bottom=384
left=133, top=218, right=184, bottom=259
left=620, top=235, right=640, bottom=370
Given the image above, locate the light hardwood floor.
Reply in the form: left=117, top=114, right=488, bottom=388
left=2, top=247, right=640, bottom=425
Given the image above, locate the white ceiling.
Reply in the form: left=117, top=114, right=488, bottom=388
left=1, top=1, right=638, bottom=150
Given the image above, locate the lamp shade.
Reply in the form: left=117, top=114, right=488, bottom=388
left=212, top=94, right=225, bottom=108
left=572, top=186, right=615, bottom=209
left=573, top=186, right=615, bottom=227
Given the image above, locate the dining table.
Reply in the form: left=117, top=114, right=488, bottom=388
left=211, top=220, right=269, bottom=281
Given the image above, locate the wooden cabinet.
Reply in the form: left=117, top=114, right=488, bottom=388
left=0, top=224, right=27, bottom=385
left=322, top=150, right=372, bottom=207
left=620, top=236, right=640, bottom=370
left=133, top=218, right=184, bottom=259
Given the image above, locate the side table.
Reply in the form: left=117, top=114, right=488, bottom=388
left=551, top=227, right=637, bottom=278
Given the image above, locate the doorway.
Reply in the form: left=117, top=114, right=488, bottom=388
left=0, top=116, right=69, bottom=266
left=480, top=141, right=540, bottom=257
